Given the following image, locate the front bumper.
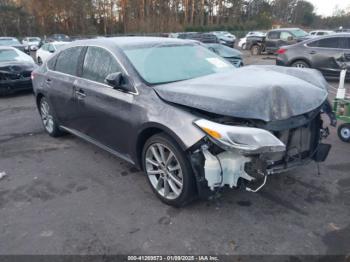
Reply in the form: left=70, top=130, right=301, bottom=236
left=191, top=113, right=331, bottom=196
left=0, top=78, right=33, bottom=94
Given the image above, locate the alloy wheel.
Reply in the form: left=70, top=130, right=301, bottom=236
left=294, top=63, right=306, bottom=68
left=40, top=99, right=54, bottom=134
left=340, top=126, right=350, bottom=140
left=145, top=143, right=184, bottom=200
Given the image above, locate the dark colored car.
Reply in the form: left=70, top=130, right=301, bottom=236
left=33, top=37, right=334, bottom=206
left=0, top=37, right=26, bottom=52
left=0, top=46, right=37, bottom=95
left=205, top=43, right=243, bottom=67
left=247, top=28, right=310, bottom=55
left=276, top=34, right=350, bottom=79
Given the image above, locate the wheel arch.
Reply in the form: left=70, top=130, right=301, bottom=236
left=36, top=93, right=45, bottom=110
left=135, top=123, right=189, bottom=170
left=289, top=58, right=312, bottom=68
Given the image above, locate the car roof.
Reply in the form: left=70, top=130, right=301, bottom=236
left=0, top=46, right=16, bottom=50
left=270, top=28, right=301, bottom=32
left=0, top=37, right=18, bottom=40
left=71, top=37, right=193, bottom=49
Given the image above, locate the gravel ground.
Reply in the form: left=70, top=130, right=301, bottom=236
left=0, top=52, right=349, bottom=257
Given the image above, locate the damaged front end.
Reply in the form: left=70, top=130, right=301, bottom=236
left=189, top=103, right=333, bottom=198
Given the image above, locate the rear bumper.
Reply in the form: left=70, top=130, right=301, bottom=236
left=276, top=56, right=289, bottom=66
left=0, top=78, right=33, bottom=94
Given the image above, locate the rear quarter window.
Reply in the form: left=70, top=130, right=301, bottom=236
left=267, top=31, right=280, bottom=40
left=55, top=47, right=84, bottom=76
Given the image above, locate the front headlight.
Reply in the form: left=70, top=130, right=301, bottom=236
left=195, top=119, right=286, bottom=154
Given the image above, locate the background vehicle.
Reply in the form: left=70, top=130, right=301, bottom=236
left=211, top=31, right=236, bottom=48
left=205, top=43, right=243, bottom=67
left=276, top=34, right=350, bottom=79
left=47, top=34, right=71, bottom=42
left=33, top=37, right=332, bottom=207
left=238, top=31, right=265, bottom=50
left=22, top=37, right=41, bottom=52
left=0, top=37, right=25, bottom=52
left=0, top=46, right=37, bottom=95
left=36, top=41, right=69, bottom=64
left=176, top=33, right=243, bottom=66
left=247, top=28, right=310, bottom=55
left=309, top=30, right=335, bottom=37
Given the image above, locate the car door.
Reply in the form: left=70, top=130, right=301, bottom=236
left=307, top=37, right=346, bottom=77
left=265, top=31, right=280, bottom=53
left=45, top=46, right=85, bottom=126
left=279, top=31, right=297, bottom=48
left=71, top=46, right=136, bottom=156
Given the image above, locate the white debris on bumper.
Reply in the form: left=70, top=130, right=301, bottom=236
left=202, top=148, right=254, bottom=191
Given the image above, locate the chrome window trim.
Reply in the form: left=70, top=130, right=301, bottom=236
left=45, top=44, right=139, bottom=95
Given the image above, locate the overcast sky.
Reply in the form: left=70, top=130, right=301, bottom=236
left=306, top=0, right=350, bottom=17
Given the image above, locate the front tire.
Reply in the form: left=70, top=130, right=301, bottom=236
left=39, top=97, right=64, bottom=137
left=338, top=124, right=350, bottom=143
left=291, top=60, right=310, bottom=68
left=142, top=133, right=196, bottom=207
left=251, top=45, right=261, bottom=56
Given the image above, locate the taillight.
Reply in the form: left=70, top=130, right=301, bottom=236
left=277, top=48, right=287, bottom=55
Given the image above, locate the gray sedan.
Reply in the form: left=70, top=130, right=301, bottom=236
left=33, top=37, right=334, bottom=206
left=276, top=33, right=350, bottom=79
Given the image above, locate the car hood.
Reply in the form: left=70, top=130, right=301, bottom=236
left=153, top=65, right=329, bottom=122
left=0, top=61, right=36, bottom=73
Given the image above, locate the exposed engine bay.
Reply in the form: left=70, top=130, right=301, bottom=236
left=189, top=100, right=335, bottom=198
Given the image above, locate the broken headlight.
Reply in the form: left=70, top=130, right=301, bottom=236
left=194, top=119, right=286, bottom=154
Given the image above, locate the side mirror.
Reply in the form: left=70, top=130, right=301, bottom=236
left=105, top=72, right=131, bottom=92
left=287, top=36, right=294, bottom=41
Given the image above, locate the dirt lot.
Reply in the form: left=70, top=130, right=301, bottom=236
left=0, top=52, right=349, bottom=256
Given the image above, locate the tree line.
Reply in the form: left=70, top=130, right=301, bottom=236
left=0, top=0, right=349, bottom=37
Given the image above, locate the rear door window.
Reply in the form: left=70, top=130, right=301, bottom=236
left=315, top=37, right=341, bottom=49
left=280, top=31, right=293, bottom=41
left=82, top=47, right=121, bottom=84
left=55, top=47, right=84, bottom=76
left=267, top=31, right=280, bottom=40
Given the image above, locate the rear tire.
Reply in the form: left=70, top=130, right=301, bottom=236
left=39, top=97, right=64, bottom=137
left=291, top=60, right=310, bottom=68
left=338, top=124, right=350, bottom=143
left=142, top=133, right=197, bottom=207
left=251, top=45, right=261, bottom=56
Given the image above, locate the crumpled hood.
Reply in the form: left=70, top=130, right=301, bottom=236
left=0, top=61, right=36, bottom=73
left=154, top=65, right=329, bottom=122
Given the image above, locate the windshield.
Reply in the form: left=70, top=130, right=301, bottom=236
left=28, top=38, right=40, bottom=42
left=0, top=49, right=19, bottom=61
left=291, top=29, right=309, bottom=38
left=123, top=44, right=234, bottom=85
left=0, top=39, right=20, bottom=46
left=206, top=44, right=240, bottom=58
left=53, top=43, right=67, bottom=50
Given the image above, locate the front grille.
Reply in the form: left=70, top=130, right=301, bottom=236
left=267, top=116, right=321, bottom=165
left=0, top=71, right=31, bottom=81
